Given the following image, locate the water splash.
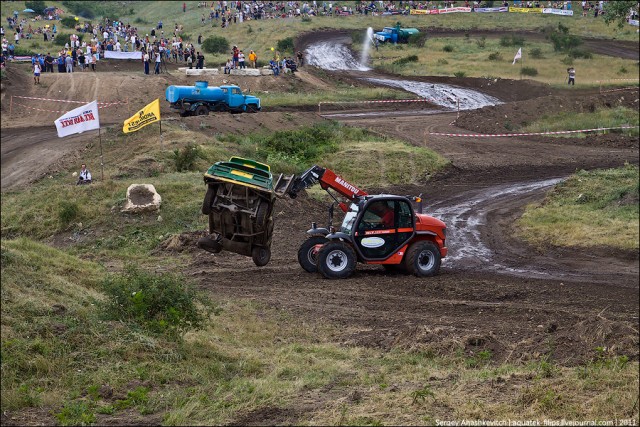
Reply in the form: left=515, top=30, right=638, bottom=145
left=360, top=27, right=374, bottom=67
left=305, top=42, right=371, bottom=71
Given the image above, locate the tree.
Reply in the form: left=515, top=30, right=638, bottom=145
left=25, top=1, right=46, bottom=14
left=603, top=1, right=637, bottom=28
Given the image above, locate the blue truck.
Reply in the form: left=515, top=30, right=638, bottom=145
left=165, top=81, right=261, bottom=116
left=374, top=24, right=420, bottom=44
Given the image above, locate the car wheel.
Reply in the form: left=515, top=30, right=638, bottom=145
left=195, top=105, right=209, bottom=116
left=252, top=246, right=271, bottom=267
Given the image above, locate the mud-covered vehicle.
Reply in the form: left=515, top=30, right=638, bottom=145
left=197, top=157, right=293, bottom=266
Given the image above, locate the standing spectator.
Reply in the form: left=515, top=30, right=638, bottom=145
left=65, top=54, right=73, bottom=72
left=238, top=50, right=245, bottom=68
left=90, top=53, right=96, bottom=71
left=232, top=45, right=239, bottom=67
left=248, top=50, right=257, bottom=68
left=296, top=50, right=304, bottom=67
left=33, top=60, right=41, bottom=84
left=186, top=52, right=193, bottom=68
left=196, top=51, right=204, bottom=69
left=57, top=53, right=64, bottom=72
left=154, top=50, right=161, bottom=74
left=143, top=50, right=150, bottom=74
left=183, top=2, right=186, bottom=12
left=14, top=32, right=19, bottom=44
left=567, top=67, right=575, bottom=85
left=198, top=34, right=202, bottom=44
left=78, top=50, right=86, bottom=71
left=45, top=52, right=54, bottom=72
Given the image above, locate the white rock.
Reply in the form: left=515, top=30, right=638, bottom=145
left=121, top=184, right=162, bottom=213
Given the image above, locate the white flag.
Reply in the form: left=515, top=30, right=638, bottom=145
left=54, top=100, right=100, bottom=138
left=512, top=48, right=522, bottom=65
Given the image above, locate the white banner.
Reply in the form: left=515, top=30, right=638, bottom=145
left=475, top=7, right=508, bottom=12
left=629, top=19, right=639, bottom=26
left=438, top=7, right=471, bottom=13
left=54, top=101, right=100, bottom=138
left=542, top=8, right=574, bottom=16
left=104, top=51, right=142, bottom=60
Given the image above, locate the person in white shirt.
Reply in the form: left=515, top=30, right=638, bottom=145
left=154, top=50, right=161, bottom=74
left=77, top=164, right=92, bottom=185
left=115, top=41, right=121, bottom=51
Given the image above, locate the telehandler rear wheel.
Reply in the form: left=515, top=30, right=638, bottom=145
left=404, top=241, right=441, bottom=277
left=317, top=241, right=356, bottom=279
left=297, top=236, right=328, bottom=273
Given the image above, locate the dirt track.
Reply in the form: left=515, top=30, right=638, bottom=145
left=1, top=36, right=638, bottom=368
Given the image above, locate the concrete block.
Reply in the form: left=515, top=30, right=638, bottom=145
left=260, top=68, right=274, bottom=76
left=229, top=68, right=261, bottom=76
left=184, top=68, right=219, bottom=75
left=122, top=184, right=162, bottom=213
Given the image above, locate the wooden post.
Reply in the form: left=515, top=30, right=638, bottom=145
left=159, top=119, right=163, bottom=147
left=127, top=97, right=131, bottom=116
left=9, top=96, right=13, bottom=116
left=318, top=102, right=321, bottom=115
left=456, top=97, right=460, bottom=119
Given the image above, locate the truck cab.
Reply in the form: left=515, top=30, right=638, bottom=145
left=374, top=25, right=420, bottom=44
left=219, top=85, right=261, bottom=113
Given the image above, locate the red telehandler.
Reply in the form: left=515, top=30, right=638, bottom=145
left=284, top=165, right=448, bottom=279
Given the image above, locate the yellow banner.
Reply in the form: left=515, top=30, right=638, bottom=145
left=509, top=7, right=543, bottom=13
left=123, top=98, right=161, bottom=134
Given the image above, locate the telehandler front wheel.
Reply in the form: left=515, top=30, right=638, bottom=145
left=297, top=236, right=328, bottom=273
left=316, top=241, right=356, bottom=280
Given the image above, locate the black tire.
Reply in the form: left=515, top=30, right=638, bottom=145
left=195, top=105, right=209, bottom=116
left=297, top=236, right=328, bottom=273
left=316, top=241, right=356, bottom=280
left=404, top=241, right=441, bottom=277
left=202, top=185, right=215, bottom=214
left=252, top=246, right=271, bottom=267
left=254, top=200, right=270, bottom=231
left=247, top=104, right=259, bottom=113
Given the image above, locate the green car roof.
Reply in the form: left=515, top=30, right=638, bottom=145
left=204, top=157, right=273, bottom=191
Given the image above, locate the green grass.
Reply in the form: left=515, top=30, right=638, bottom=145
left=516, top=164, right=639, bottom=250
left=369, top=37, right=640, bottom=84
left=2, top=238, right=638, bottom=424
left=259, top=87, right=412, bottom=108
left=520, top=106, right=639, bottom=137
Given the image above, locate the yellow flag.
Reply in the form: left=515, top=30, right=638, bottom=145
left=123, top=99, right=161, bottom=134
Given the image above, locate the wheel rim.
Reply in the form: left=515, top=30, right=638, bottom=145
left=326, top=249, right=348, bottom=272
left=417, top=250, right=435, bottom=271
left=306, top=248, right=317, bottom=266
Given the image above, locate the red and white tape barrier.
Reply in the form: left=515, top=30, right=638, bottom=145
left=11, top=95, right=128, bottom=106
left=13, top=101, right=123, bottom=113
left=426, top=126, right=638, bottom=137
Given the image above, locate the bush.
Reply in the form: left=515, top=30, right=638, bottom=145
left=60, top=16, right=77, bottom=29
left=407, top=33, right=427, bottom=47
left=475, top=37, right=486, bottom=49
left=562, top=56, right=574, bottom=65
left=276, top=37, right=295, bottom=53
left=25, top=1, right=46, bottom=14
left=530, top=47, right=544, bottom=59
left=393, top=55, right=419, bottom=65
left=202, top=36, right=229, bottom=54
left=133, top=17, right=149, bottom=24
left=550, top=32, right=582, bottom=51
left=173, top=144, right=202, bottom=171
left=301, top=16, right=312, bottom=23
left=58, top=201, right=79, bottom=227
left=454, top=71, right=466, bottom=78
left=521, top=66, right=538, bottom=76
left=618, top=66, right=628, bottom=74
left=101, top=266, right=212, bottom=336
left=436, top=58, right=449, bottom=65
left=500, top=35, right=525, bottom=47
left=567, top=49, right=592, bottom=59
left=488, top=52, right=502, bottom=61
left=442, top=45, right=454, bottom=52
